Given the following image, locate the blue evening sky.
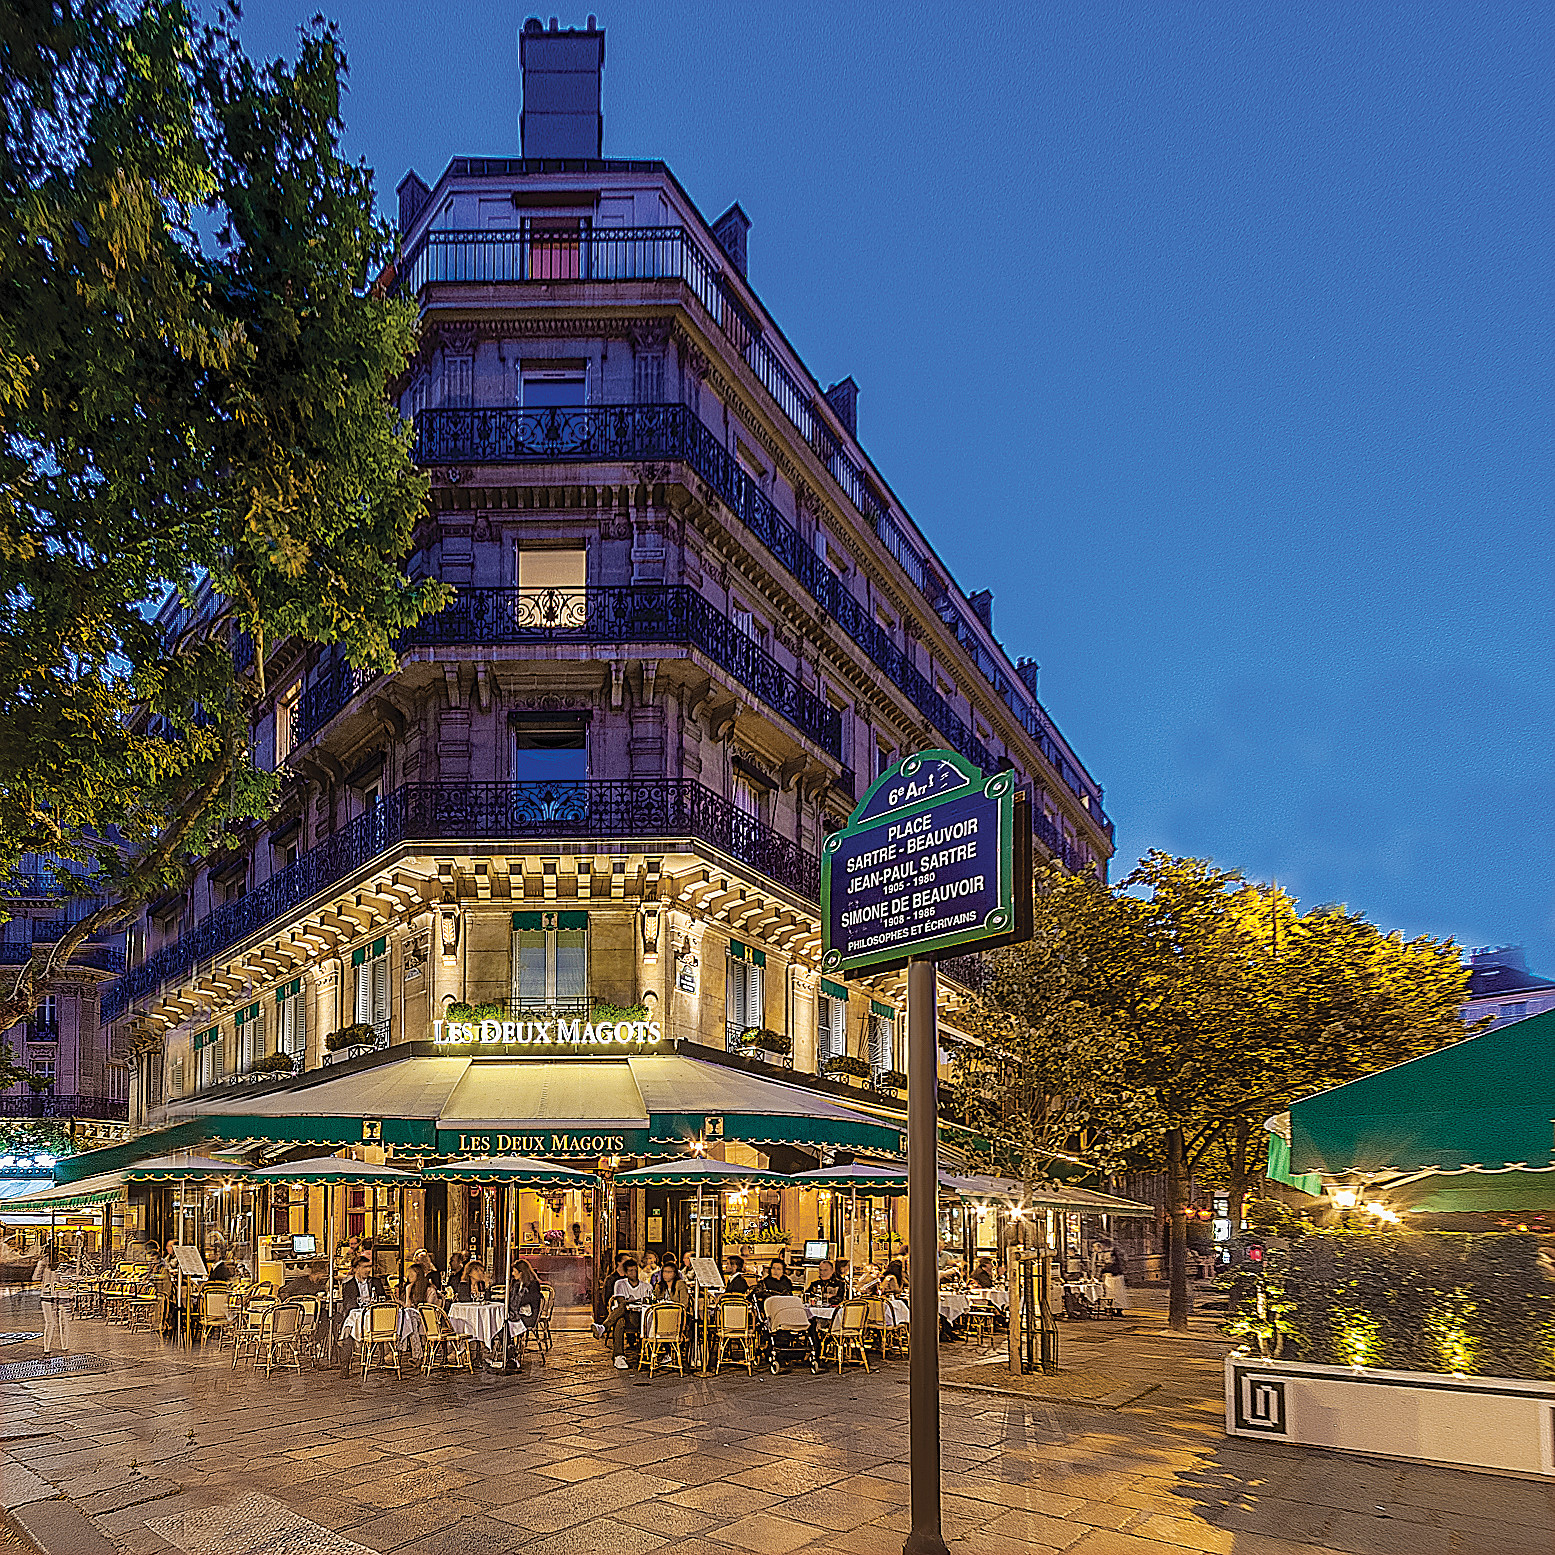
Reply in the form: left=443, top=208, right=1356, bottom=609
left=234, top=1, right=1553, bottom=970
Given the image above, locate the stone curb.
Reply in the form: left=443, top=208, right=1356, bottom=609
left=5, top=1499, right=118, bottom=1555
left=942, top=1377, right=1162, bottom=1410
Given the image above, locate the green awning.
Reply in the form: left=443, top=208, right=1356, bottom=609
left=124, top=1155, right=250, bottom=1183
left=1385, top=1168, right=1555, bottom=1215
left=612, top=1158, right=794, bottom=1189
left=1287, top=1008, right=1555, bottom=1175
left=250, top=1157, right=421, bottom=1187
left=1266, top=1130, right=1323, bottom=1197
left=791, top=1164, right=908, bottom=1195
left=423, top=1156, right=596, bottom=1186
left=1, top=1170, right=126, bottom=1213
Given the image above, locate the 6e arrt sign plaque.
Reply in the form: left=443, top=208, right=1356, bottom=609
left=821, top=749, right=1031, bottom=977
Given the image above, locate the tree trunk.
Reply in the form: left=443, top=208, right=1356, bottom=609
left=1165, top=1124, right=1191, bottom=1331
left=1228, top=1116, right=1252, bottom=1256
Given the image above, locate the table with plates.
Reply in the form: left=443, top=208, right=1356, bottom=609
left=1065, top=1279, right=1106, bottom=1306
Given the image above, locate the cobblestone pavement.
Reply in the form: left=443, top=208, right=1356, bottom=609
left=1, top=1293, right=1551, bottom=1555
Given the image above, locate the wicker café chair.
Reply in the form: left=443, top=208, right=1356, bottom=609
left=126, top=1282, right=164, bottom=1335
left=821, top=1299, right=872, bottom=1375
left=360, top=1303, right=402, bottom=1378
left=262, top=1304, right=304, bottom=1378
left=230, top=1299, right=275, bottom=1371
left=292, top=1295, right=323, bottom=1368
left=420, top=1305, right=474, bottom=1375
left=535, top=1285, right=556, bottom=1354
left=198, top=1286, right=233, bottom=1350
left=638, top=1302, right=686, bottom=1378
left=963, top=1297, right=998, bottom=1347
left=711, top=1295, right=753, bottom=1376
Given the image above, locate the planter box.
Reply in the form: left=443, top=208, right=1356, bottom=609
left=1226, top=1354, right=1555, bottom=1477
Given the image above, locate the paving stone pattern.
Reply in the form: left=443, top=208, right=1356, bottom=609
left=1, top=1292, right=1551, bottom=1554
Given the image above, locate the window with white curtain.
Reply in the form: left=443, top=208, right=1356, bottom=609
left=512, top=913, right=588, bottom=1010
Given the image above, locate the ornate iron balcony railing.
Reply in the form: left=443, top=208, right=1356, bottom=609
left=0, top=1094, right=128, bottom=1122
left=102, top=779, right=821, bottom=1023
left=414, top=404, right=1111, bottom=843
left=402, top=584, right=844, bottom=763
left=396, top=223, right=1109, bottom=834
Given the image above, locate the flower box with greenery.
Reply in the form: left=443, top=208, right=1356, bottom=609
left=737, top=1026, right=792, bottom=1056
left=821, top=1054, right=871, bottom=1081
left=444, top=1001, right=506, bottom=1022
left=248, top=1051, right=298, bottom=1077
left=1223, top=1228, right=1555, bottom=1475
left=873, top=1068, right=909, bottom=1091
left=324, top=1022, right=377, bottom=1053
left=591, top=1001, right=650, bottom=1024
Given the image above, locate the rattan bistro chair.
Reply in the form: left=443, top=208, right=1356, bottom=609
left=638, top=1302, right=686, bottom=1378
left=534, top=1285, right=555, bottom=1354
left=230, top=1299, right=275, bottom=1370
left=820, top=1300, right=872, bottom=1375
left=711, top=1295, right=753, bottom=1376
left=198, top=1286, right=233, bottom=1350
left=420, top=1305, right=474, bottom=1375
left=262, top=1304, right=305, bottom=1378
left=360, top=1303, right=402, bottom=1378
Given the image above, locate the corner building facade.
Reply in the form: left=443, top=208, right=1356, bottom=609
left=104, top=21, right=1114, bottom=1286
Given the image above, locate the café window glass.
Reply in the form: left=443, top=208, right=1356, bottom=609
left=512, top=912, right=588, bottom=1013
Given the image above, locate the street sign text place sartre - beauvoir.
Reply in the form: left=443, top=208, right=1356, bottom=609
left=822, top=750, right=1030, bottom=977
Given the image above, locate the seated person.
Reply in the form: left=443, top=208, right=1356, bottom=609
left=404, top=1251, right=435, bottom=1307
left=606, top=1258, right=651, bottom=1370
left=722, top=1254, right=749, bottom=1294
left=652, top=1257, right=688, bottom=1309
left=864, top=1258, right=905, bottom=1296
left=505, top=1257, right=543, bottom=1373
left=807, top=1258, right=846, bottom=1306
left=752, top=1258, right=795, bottom=1308
left=971, top=1256, right=997, bottom=1291
left=336, top=1255, right=385, bottom=1375
left=458, top=1262, right=491, bottom=1303
left=279, top=1260, right=326, bottom=1301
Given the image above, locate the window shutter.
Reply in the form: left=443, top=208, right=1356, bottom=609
left=371, top=956, right=391, bottom=1026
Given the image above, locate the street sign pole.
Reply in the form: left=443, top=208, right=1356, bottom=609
left=905, top=953, right=949, bottom=1555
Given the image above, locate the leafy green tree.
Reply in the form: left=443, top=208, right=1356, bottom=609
left=0, top=0, right=449, bottom=1031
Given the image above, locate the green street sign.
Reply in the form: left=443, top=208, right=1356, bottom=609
left=821, top=749, right=1031, bottom=977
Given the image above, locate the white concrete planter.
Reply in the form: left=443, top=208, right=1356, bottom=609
left=1226, top=1354, right=1555, bottom=1477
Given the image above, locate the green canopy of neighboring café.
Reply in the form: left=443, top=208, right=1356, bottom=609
left=422, top=1156, right=596, bottom=1186
left=1273, top=1007, right=1555, bottom=1214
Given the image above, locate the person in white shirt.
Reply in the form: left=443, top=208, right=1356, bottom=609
left=606, top=1258, right=651, bottom=1369
left=37, top=1248, right=69, bottom=1355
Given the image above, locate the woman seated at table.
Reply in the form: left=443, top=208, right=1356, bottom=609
left=752, top=1258, right=794, bottom=1309
left=458, top=1262, right=491, bottom=1303
left=404, top=1251, right=437, bottom=1307
left=652, top=1254, right=688, bottom=1309
left=863, top=1258, right=904, bottom=1297
left=499, top=1259, right=543, bottom=1376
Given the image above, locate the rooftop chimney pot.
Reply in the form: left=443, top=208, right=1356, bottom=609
left=712, top=202, right=750, bottom=278
left=824, top=377, right=858, bottom=438
left=969, top=589, right=994, bottom=631
left=519, top=17, right=605, bottom=158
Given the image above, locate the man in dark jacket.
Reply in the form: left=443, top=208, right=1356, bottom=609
left=336, top=1255, right=384, bottom=1375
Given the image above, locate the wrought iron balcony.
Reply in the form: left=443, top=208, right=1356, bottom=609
left=414, top=404, right=1112, bottom=841
left=402, top=585, right=844, bottom=763
left=0, top=1093, right=128, bottom=1122
left=0, top=934, right=125, bottom=976
left=396, top=222, right=1110, bottom=837
left=102, top=779, right=821, bottom=1022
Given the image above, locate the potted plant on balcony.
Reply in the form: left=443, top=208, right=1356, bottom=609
left=591, top=1001, right=650, bottom=1026
left=444, top=1001, right=506, bottom=1023
left=738, top=1027, right=792, bottom=1058
left=324, top=1022, right=377, bottom=1053
left=821, top=1054, right=870, bottom=1085
left=250, top=1051, right=298, bottom=1077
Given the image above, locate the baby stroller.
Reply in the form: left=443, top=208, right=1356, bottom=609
left=756, top=1294, right=817, bottom=1374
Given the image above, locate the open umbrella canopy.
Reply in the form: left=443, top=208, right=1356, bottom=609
left=250, top=1156, right=421, bottom=1187
left=124, top=1155, right=249, bottom=1183
left=612, top=1157, right=795, bottom=1188
left=423, top=1156, right=597, bottom=1186
left=791, top=1164, right=908, bottom=1195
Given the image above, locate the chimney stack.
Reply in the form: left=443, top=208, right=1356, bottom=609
left=969, top=590, right=994, bottom=632
left=824, top=377, right=858, bottom=438
left=712, top=203, right=750, bottom=278
left=519, top=16, right=605, bottom=159
left=1016, top=657, right=1041, bottom=699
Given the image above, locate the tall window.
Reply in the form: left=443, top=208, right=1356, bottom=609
left=514, top=718, right=588, bottom=783
left=276, top=978, right=306, bottom=1066
left=194, top=1025, right=223, bottom=1091
left=726, top=943, right=765, bottom=1037
left=515, top=548, right=587, bottom=629
left=521, top=368, right=586, bottom=408
left=274, top=682, right=299, bottom=768
left=526, top=219, right=582, bottom=281
left=512, top=911, right=588, bottom=1012
left=869, top=1004, right=899, bottom=1075
left=35, top=994, right=57, bottom=1037
left=732, top=774, right=763, bottom=822
left=442, top=353, right=473, bottom=408
left=817, top=983, right=847, bottom=1062
left=235, top=1001, right=264, bottom=1073
left=634, top=352, right=664, bottom=403
left=31, top=1057, right=54, bottom=1084
left=353, top=938, right=390, bottom=1040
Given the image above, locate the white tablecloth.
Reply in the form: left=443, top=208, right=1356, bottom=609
left=883, top=1298, right=910, bottom=1327
left=448, top=1301, right=508, bottom=1346
left=340, top=1307, right=423, bottom=1344
left=939, top=1291, right=972, bottom=1324
left=1065, top=1280, right=1105, bottom=1305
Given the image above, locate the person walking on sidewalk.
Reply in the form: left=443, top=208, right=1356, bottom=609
left=38, top=1247, right=70, bottom=1355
